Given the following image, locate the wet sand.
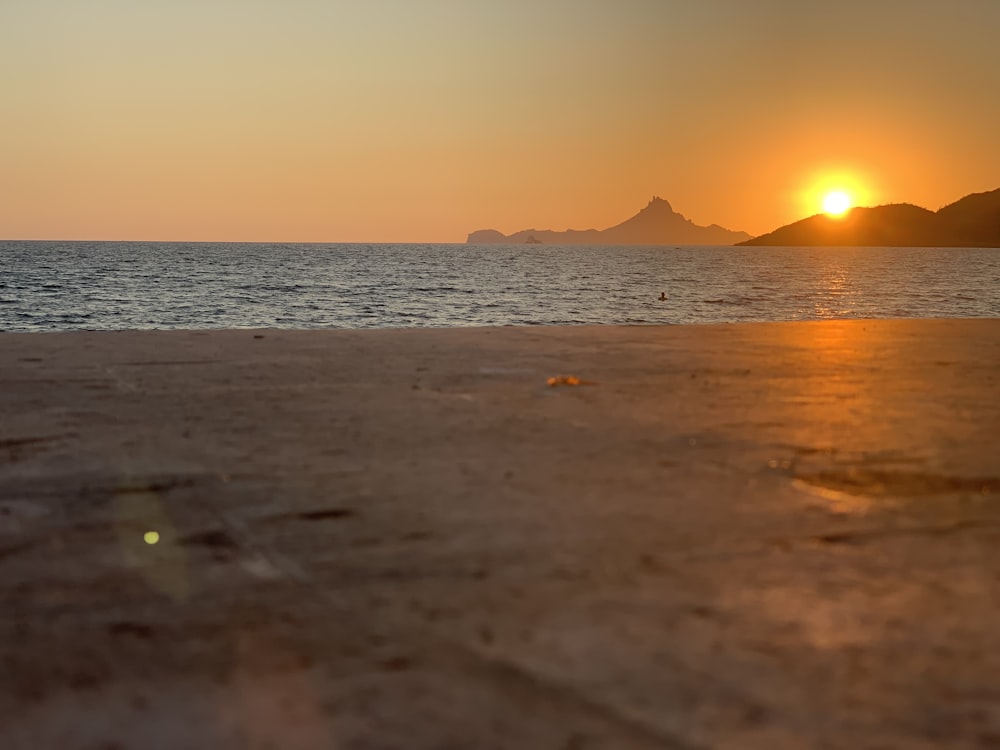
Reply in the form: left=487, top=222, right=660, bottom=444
left=2, top=319, right=999, bottom=749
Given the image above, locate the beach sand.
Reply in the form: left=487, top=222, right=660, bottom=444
left=2, top=319, right=999, bottom=749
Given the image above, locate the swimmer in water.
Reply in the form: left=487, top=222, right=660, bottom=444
left=658, top=292, right=667, bottom=301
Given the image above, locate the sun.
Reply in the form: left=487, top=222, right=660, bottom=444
left=801, top=168, right=875, bottom=221
left=822, top=190, right=853, bottom=217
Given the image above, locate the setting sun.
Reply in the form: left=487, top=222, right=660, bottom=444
left=822, top=191, right=853, bottom=217
left=799, top=170, right=875, bottom=228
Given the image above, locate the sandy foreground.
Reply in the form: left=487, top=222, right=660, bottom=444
left=1, top=319, right=999, bottom=749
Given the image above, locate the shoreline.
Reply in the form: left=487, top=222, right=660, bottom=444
left=2, top=312, right=999, bottom=334
left=3, top=318, right=1000, bottom=748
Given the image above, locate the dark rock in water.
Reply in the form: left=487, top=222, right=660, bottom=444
left=466, top=228, right=507, bottom=244
left=467, top=197, right=751, bottom=246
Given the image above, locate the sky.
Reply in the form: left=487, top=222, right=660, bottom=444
left=3, top=0, right=1000, bottom=242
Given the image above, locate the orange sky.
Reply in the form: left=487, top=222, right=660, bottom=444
left=2, top=0, right=999, bottom=242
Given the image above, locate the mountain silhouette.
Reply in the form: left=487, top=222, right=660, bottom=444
left=467, top=197, right=751, bottom=246
left=739, top=188, right=1000, bottom=247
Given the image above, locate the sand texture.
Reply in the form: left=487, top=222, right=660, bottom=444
left=2, top=319, right=1000, bottom=749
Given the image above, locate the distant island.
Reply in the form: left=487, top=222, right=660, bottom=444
left=740, top=187, right=1000, bottom=247
left=467, top=197, right=751, bottom=246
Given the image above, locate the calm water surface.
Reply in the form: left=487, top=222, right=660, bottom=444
left=1, top=242, right=998, bottom=331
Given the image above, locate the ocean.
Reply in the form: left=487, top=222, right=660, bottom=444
left=1, top=242, right=998, bottom=331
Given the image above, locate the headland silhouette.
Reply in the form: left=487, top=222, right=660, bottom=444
left=468, top=197, right=751, bottom=246
left=741, top=187, right=1000, bottom=247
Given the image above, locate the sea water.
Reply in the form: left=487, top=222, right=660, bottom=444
left=1, top=242, right=998, bottom=331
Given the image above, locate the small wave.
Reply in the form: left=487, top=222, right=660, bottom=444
left=3, top=242, right=1000, bottom=330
